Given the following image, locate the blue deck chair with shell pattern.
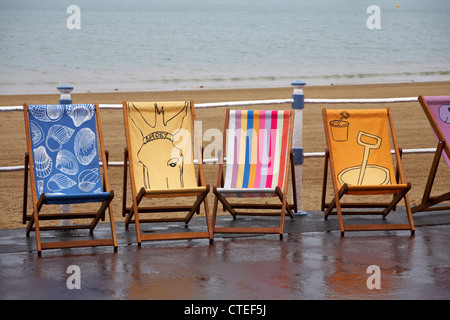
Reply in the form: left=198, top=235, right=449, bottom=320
left=23, top=103, right=117, bottom=256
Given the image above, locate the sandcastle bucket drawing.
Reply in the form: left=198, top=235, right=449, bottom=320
left=338, top=130, right=391, bottom=186
left=330, top=111, right=350, bottom=141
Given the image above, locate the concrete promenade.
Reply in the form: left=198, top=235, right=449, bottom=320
left=1, top=208, right=449, bottom=301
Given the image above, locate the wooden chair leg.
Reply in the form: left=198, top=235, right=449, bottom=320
left=275, top=186, right=294, bottom=218
left=185, top=186, right=210, bottom=224
left=412, top=141, right=445, bottom=213
left=279, top=193, right=287, bottom=240
left=89, top=191, right=115, bottom=231
left=23, top=152, right=29, bottom=225
left=213, top=187, right=236, bottom=219
left=122, top=148, right=129, bottom=217
left=382, top=184, right=410, bottom=218
left=321, top=150, right=329, bottom=212
left=211, top=188, right=221, bottom=233
left=290, top=150, right=298, bottom=213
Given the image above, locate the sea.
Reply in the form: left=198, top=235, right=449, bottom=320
left=0, top=0, right=449, bottom=95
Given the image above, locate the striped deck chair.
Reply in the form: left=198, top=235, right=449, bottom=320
left=122, top=101, right=212, bottom=245
left=412, top=96, right=450, bottom=213
left=23, top=103, right=117, bottom=256
left=212, top=109, right=296, bottom=239
left=321, top=108, right=415, bottom=236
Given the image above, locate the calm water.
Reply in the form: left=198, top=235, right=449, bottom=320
left=0, top=0, right=449, bottom=94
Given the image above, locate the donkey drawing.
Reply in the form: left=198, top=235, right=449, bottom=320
left=128, top=102, right=189, bottom=189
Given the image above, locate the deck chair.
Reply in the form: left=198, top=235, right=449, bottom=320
left=211, top=109, right=296, bottom=239
left=412, top=96, right=450, bottom=213
left=23, top=103, right=118, bottom=256
left=122, top=100, right=212, bottom=245
left=321, top=108, right=415, bottom=236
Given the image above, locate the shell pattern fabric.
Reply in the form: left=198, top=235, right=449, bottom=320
left=27, top=104, right=103, bottom=198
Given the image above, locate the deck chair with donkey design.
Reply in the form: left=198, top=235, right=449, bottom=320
left=122, top=101, right=212, bottom=245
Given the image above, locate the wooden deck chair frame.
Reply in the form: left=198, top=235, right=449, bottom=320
left=122, top=100, right=212, bottom=245
left=23, top=103, right=118, bottom=256
left=211, top=109, right=296, bottom=239
left=412, top=95, right=450, bottom=213
left=321, top=108, right=415, bottom=236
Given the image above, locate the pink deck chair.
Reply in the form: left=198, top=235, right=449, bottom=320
left=412, top=96, right=450, bottom=213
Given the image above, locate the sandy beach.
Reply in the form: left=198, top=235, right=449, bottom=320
left=0, top=81, right=449, bottom=230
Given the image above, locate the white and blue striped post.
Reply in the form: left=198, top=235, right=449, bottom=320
left=57, top=84, right=74, bottom=104
left=57, top=84, right=74, bottom=225
left=291, top=81, right=307, bottom=216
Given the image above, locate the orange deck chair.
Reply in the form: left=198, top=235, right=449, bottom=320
left=212, top=109, right=296, bottom=239
left=412, top=96, right=450, bottom=213
left=23, top=103, right=117, bottom=256
left=122, top=101, right=212, bottom=245
left=321, top=108, right=415, bottom=235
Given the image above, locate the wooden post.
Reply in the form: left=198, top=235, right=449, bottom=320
left=291, top=81, right=307, bottom=216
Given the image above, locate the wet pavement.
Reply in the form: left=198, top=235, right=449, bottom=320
left=1, top=208, right=450, bottom=300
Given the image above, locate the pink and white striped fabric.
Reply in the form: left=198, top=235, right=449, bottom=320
left=218, top=110, right=291, bottom=197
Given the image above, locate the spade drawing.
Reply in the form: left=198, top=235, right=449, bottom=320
left=338, top=130, right=391, bottom=186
